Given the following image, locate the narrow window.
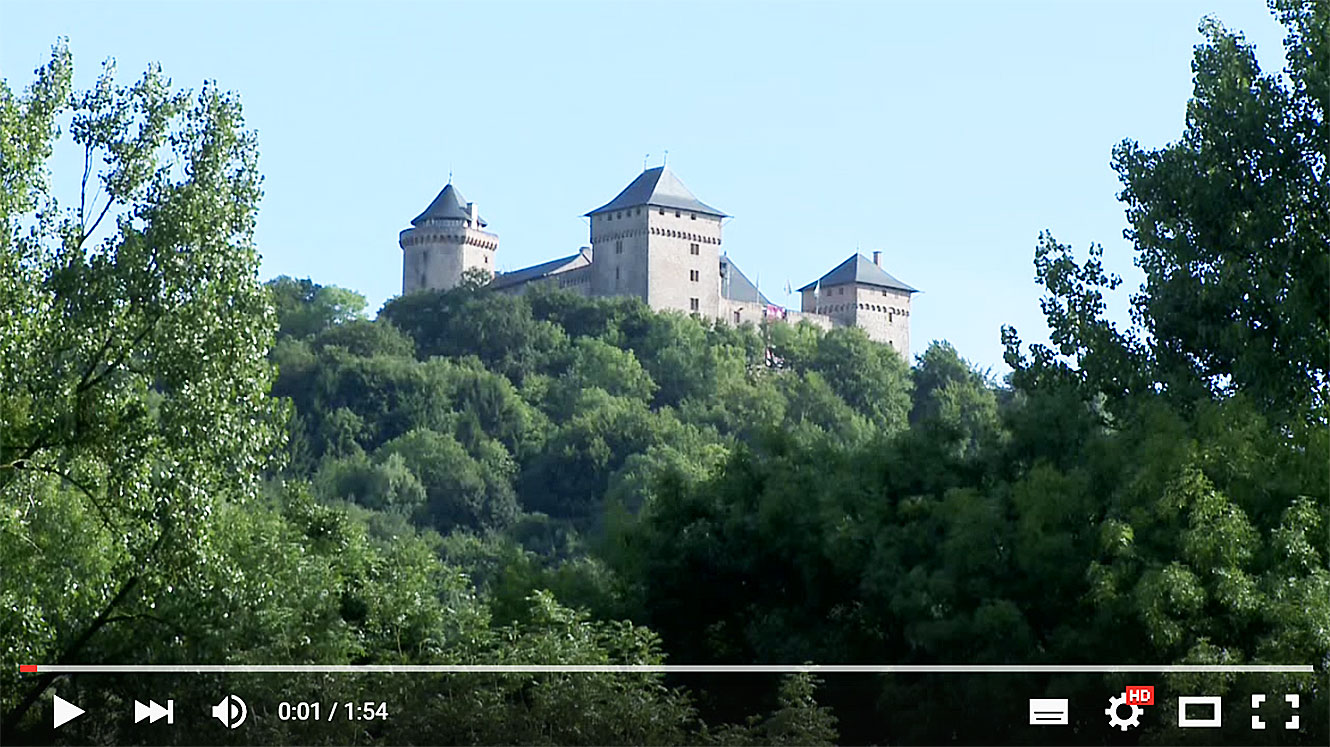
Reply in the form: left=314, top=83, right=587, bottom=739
left=690, top=243, right=699, bottom=255
left=690, top=213, right=696, bottom=220
left=733, top=311, right=741, bottom=324
left=615, top=239, right=623, bottom=255
left=659, top=208, right=665, bottom=215
left=689, top=298, right=699, bottom=312
left=675, top=210, right=681, bottom=217
left=690, top=269, right=699, bottom=282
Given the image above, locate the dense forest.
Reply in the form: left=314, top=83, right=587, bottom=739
left=2, top=2, right=1327, bottom=745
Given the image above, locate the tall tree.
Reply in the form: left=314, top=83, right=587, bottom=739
left=0, top=44, right=282, bottom=728
left=1007, top=2, right=1328, bottom=421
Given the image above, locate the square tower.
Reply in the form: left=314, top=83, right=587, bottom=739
left=799, top=252, right=918, bottom=357
left=585, top=167, right=725, bottom=317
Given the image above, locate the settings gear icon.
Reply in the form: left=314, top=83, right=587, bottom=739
left=1105, top=693, right=1144, bottom=731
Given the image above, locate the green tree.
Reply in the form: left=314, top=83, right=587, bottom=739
left=910, top=341, right=1003, bottom=460
left=1006, top=3, right=1329, bottom=421
left=377, top=428, right=520, bottom=532
left=1, top=44, right=283, bottom=728
left=310, top=317, right=415, bottom=359
left=267, top=275, right=367, bottom=340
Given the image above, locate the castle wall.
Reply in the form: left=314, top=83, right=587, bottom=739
left=495, top=264, right=592, bottom=297
left=719, top=297, right=760, bottom=326
left=782, top=310, right=836, bottom=332
left=851, top=285, right=912, bottom=358
left=646, top=208, right=722, bottom=317
left=589, top=209, right=650, bottom=300
left=801, top=283, right=857, bottom=328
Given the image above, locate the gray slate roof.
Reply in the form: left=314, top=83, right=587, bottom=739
left=412, top=183, right=487, bottom=227
left=720, top=256, right=771, bottom=305
left=586, top=166, right=727, bottom=218
left=797, top=253, right=918, bottom=293
left=490, top=250, right=590, bottom=290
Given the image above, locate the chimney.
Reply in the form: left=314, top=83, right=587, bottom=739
left=468, top=202, right=478, bottom=225
left=872, top=250, right=882, bottom=267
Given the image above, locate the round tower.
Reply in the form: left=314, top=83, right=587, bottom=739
left=399, top=182, right=499, bottom=294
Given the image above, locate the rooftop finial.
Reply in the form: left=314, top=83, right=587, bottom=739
left=643, top=153, right=650, bottom=171
left=448, top=167, right=453, bottom=185
left=663, top=149, right=669, bottom=167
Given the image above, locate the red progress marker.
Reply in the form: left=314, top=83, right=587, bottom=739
left=20, top=665, right=37, bottom=673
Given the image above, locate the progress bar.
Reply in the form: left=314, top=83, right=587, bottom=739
left=21, top=664, right=1316, bottom=674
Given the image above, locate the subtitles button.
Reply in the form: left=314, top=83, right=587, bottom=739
left=1028, top=698, right=1069, bottom=725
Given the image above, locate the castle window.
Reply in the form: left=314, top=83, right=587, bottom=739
left=690, top=243, right=699, bottom=255
left=689, top=270, right=699, bottom=282
left=733, top=311, right=741, bottom=324
left=484, top=256, right=489, bottom=264
left=659, top=208, right=665, bottom=215
left=838, top=287, right=844, bottom=296
left=616, top=212, right=622, bottom=219
left=690, top=213, right=696, bottom=220
left=689, top=298, right=699, bottom=312
left=616, top=240, right=623, bottom=255
left=675, top=210, right=681, bottom=217
left=636, top=208, right=641, bottom=215
left=615, top=267, right=621, bottom=283
left=889, top=313, right=894, bottom=322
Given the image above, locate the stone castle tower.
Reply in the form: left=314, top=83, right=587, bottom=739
left=797, top=251, right=916, bottom=355
left=399, top=183, right=499, bottom=293
left=584, top=166, right=726, bottom=317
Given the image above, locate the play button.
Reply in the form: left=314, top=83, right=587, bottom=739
left=53, top=695, right=85, bottom=728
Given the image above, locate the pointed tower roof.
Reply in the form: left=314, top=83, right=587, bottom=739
left=411, top=183, right=486, bottom=227
left=798, top=253, right=918, bottom=293
left=585, top=166, right=727, bottom=217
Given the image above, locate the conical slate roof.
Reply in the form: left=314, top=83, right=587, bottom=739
left=412, top=183, right=486, bottom=227
left=586, top=166, right=726, bottom=218
left=798, top=253, right=918, bottom=293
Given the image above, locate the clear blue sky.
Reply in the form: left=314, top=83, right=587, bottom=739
left=1, top=1, right=1291, bottom=375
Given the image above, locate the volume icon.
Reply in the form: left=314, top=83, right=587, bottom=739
left=133, top=699, right=174, bottom=724
left=211, top=694, right=247, bottom=729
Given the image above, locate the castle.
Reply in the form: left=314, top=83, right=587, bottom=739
left=400, top=167, right=918, bottom=357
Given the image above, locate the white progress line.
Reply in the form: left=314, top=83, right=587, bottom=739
left=26, top=664, right=1316, bottom=674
